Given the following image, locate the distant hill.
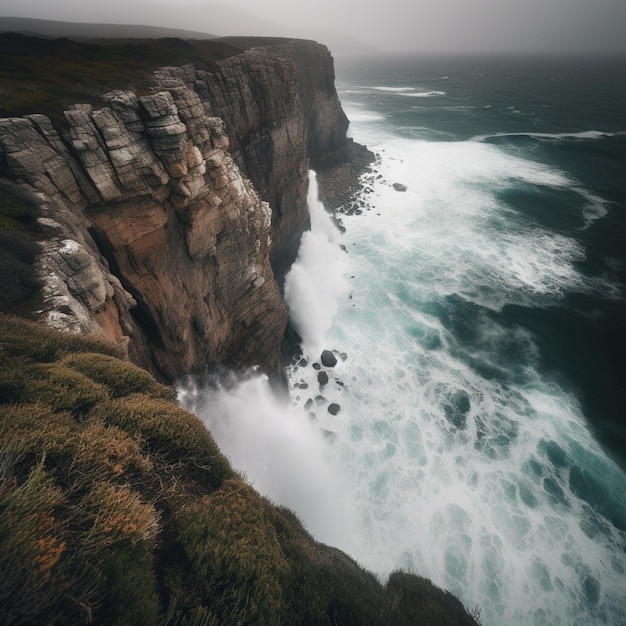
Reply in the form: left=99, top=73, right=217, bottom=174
left=0, top=5, right=374, bottom=54
left=0, top=16, right=216, bottom=41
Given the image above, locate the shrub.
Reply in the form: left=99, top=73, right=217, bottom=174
left=73, top=419, right=153, bottom=482
left=0, top=450, right=161, bottom=625
left=386, top=570, right=481, bottom=626
left=0, top=461, right=68, bottom=625
left=169, top=480, right=289, bottom=624
left=0, top=185, right=38, bottom=231
left=23, top=363, right=109, bottom=414
left=0, top=231, right=41, bottom=309
left=0, top=313, right=122, bottom=364
left=63, top=352, right=175, bottom=401
left=0, top=186, right=42, bottom=311
left=0, top=314, right=481, bottom=625
left=0, top=404, right=76, bottom=469
left=92, top=394, right=234, bottom=490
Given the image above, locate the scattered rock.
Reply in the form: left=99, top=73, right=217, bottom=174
left=313, top=362, right=321, bottom=370
left=392, top=182, right=407, bottom=192
left=317, top=371, right=329, bottom=386
left=328, top=403, right=341, bottom=415
left=321, top=349, right=337, bottom=367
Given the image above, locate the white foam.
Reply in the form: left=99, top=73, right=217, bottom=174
left=368, top=86, right=446, bottom=98
left=371, top=86, right=416, bottom=93
left=348, top=110, right=386, bottom=123
left=470, top=130, right=616, bottom=142
left=346, top=138, right=610, bottom=311
left=289, top=275, right=626, bottom=624
left=284, top=171, right=347, bottom=357
left=283, top=112, right=625, bottom=624
left=402, top=90, right=446, bottom=98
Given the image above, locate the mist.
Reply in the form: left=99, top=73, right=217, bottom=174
left=1, top=0, right=625, bottom=55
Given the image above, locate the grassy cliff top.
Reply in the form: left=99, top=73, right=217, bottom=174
left=0, top=313, right=480, bottom=625
left=0, top=31, right=311, bottom=121
left=0, top=32, right=281, bottom=119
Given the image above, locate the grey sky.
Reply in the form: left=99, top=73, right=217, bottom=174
left=1, top=0, right=625, bottom=54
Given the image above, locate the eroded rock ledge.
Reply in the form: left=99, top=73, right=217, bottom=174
left=0, top=38, right=362, bottom=383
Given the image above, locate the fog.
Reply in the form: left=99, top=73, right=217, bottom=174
left=1, top=0, right=625, bottom=55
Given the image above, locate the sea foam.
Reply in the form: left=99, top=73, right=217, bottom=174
left=286, top=129, right=626, bottom=625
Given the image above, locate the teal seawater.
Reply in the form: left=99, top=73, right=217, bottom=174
left=288, top=54, right=626, bottom=625
left=334, top=54, right=626, bottom=467
left=182, top=55, right=626, bottom=626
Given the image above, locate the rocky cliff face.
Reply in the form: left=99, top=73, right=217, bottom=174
left=164, top=38, right=352, bottom=279
left=0, top=38, right=355, bottom=383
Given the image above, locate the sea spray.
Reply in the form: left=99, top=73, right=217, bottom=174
left=178, top=372, right=356, bottom=551
left=284, top=171, right=347, bottom=357
left=177, top=177, right=355, bottom=550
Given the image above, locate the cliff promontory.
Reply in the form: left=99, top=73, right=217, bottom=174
left=0, top=34, right=360, bottom=383
left=0, top=32, right=481, bottom=625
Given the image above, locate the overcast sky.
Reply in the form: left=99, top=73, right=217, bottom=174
left=2, top=0, right=625, bottom=54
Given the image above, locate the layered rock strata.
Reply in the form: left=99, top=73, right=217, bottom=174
left=0, top=94, right=285, bottom=382
left=158, top=38, right=353, bottom=280
left=0, top=39, right=365, bottom=383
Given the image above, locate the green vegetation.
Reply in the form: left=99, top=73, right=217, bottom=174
left=0, top=314, right=480, bottom=624
left=0, top=33, right=246, bottom=119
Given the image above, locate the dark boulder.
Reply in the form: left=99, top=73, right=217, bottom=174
left=321, top=349, right=337, bottom=367
left=328, top=403, right=341, bottom=415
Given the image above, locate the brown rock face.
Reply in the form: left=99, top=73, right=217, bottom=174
left=159, top=39, right=350, bottom=282
left=0, top=39, right=356, bottom=383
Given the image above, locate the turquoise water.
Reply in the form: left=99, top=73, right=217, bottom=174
left=182, top=55, right=626, bottom=625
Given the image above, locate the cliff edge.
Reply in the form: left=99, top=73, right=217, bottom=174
left=0, top=34, right=366, bottom=383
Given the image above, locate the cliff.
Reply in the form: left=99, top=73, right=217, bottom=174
left=0, top=34, right=480, bottom=625
left=0, top=35, right=360, bottom=383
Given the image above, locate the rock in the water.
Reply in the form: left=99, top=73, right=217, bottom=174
left=392, top=182, right=407, bottom=192
left=321, top=349, right=337, bottom=367
left=328, top=403, right=341, bottom=415
left=317, top=371, right=329, bottom=386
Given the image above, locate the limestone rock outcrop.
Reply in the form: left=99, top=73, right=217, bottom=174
left=0, top=38, right=361, bottom=383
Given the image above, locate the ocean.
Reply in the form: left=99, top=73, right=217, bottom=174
left=180, top=54, right=626, bottom=625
